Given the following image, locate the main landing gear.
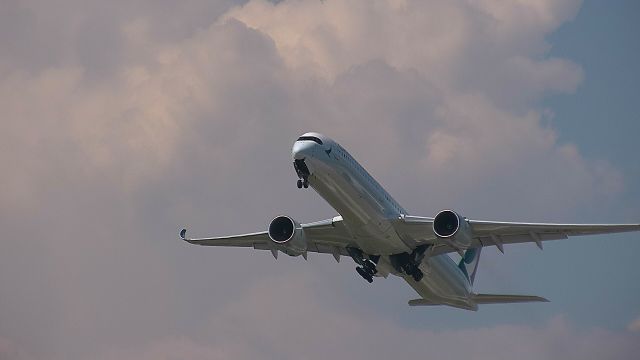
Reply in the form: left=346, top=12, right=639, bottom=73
left=389, top=245, right=428, bottom=282
left=356, top=266, right=375, bottom=283
left=403, top=262, right=424, bottom=282
left=347, top=247, right=379, bottom=283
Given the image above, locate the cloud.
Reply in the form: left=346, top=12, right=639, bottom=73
left=0, top=0, right=637, bottom=359
left=96, top=275, right=640, bottom=360
left=225, top=0, right=584, bottom=106
left=628, top=316, right=640, bottom=332
left=216, top=0, right=609, bottom=218
left=0, top=0, right=612, bottom=218
left=0, top=337, right=34, bottom=360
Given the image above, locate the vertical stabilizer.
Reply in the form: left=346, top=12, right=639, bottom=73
left=458, top=247, right=481, bottom=285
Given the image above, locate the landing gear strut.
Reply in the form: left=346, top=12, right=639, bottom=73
left=293, top=159, right=310, bottom=189
left=347, top=247, right=378, bottom=283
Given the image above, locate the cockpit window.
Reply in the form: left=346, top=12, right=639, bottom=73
left=297, top=136, right=323, bottom=145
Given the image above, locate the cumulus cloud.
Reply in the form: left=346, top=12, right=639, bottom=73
left=225, top=0, right=583, bottom=106
left=0, top=0, right=613, bottom=217
left=215, top=0, right=608, bottom=218
left=0, top=0, right=637, bottom=359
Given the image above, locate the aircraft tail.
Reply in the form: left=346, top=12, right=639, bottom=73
left=458, top=247, right=481, bottom=285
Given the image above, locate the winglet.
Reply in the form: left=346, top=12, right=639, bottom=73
left=179, top=228, right=187, bottom=240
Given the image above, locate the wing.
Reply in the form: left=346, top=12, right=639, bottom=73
left=179, top=216, right=357, bottom=259
left=180, top=228, right=269, bottom=246
left=469, top=220, right=640, bottom=252
left=395, top=215, right=640, bottom=255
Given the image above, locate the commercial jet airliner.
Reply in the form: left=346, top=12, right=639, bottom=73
left=180, top=132, right=640, bottom=310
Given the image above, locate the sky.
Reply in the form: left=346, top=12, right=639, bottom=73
left=1, top=0, right=639, bottom=359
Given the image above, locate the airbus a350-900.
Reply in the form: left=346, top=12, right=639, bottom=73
left=180, top=132, right=639, bottom=310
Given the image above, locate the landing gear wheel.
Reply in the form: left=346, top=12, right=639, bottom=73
left=412, top=270, right=424, bottom=282
left=303, top=178, right=309, bottom=188
left=363, top=261, right=377, bottom=274
left=356, top=266, right=374, bottom=283
left=297, top=179, right=303, bottom=189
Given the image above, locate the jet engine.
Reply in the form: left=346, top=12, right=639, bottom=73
left=268, top=215, right=307, bottom=256
left=433, top=210, right=473, bottom=250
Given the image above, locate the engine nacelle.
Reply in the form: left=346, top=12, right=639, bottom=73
left=268, top=215, right=307, bottom=256
left=432, top=210, right=473, bottom=250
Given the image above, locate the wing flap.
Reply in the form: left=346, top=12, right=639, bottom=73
left=477, top=232, right=568, bottom=247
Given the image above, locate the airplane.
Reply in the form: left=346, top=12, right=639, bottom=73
left=179, top=132, right=640, bottom=310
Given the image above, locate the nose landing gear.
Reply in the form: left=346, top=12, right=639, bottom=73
left=297, top=178, right=309, bottom=189
left=294, top=159, right=310, bottom=189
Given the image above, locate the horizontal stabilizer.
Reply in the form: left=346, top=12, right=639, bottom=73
left=408, top=298, right=477, bottom=310
left=408, top=298, right=441, bottom=306
left=472, top=293, right=549, bottom=304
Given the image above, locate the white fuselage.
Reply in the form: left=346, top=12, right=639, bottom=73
left=293, top=134, right=475, bottom=309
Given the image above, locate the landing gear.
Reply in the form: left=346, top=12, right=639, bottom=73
left=356, top=266, right=374, bottom=283
left=408, top=264, right=424, bottom=282
left=347, top=247, right=378, bottom=283
left=389, top=245, right=429, bottom=282
left=293, top=159, right=310, bottom=189
left=363, top=259, right=377, bottom=274
left=296, top=178, right=309, bottom=189
left=402, top=263, right=423, bottom=282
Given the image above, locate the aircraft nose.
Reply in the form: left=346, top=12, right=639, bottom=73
left=292, top=140, right=316, bottom=160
